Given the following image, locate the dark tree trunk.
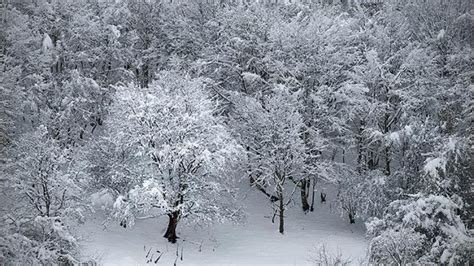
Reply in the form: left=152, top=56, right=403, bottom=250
left=310, top=181, right=316, bottom=212
left=142, top=63, right=149, bottom=88
left=279, top=195, right=284, bottom=234
left=348, top=212, right=355, bottom=224
left=250, top=175, right=279, bottom=202
left=164, top=211, right=180, bottom=243
left=385, top=146, right=391, bottom=175
left=357, top=120, right=365, bottom=173
left=43, top=182, right=51, bottom=217
left=278, top=185, right=284, bottom=234
left=45, top=202, right=50, bottom=217
left=320, top=192, right=327, bottom=203
left=300, top=179, right=310, bottom=212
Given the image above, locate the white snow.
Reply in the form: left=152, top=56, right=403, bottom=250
left=404, top=125, right=413, bottom=136
left=113, top=195, right=126, bottom=210
left=437, top=29, right=446, bottom=40
left=90, top=189, right=115, bottom=211
left=423, top=157, right=446, bottom=178
left=388, top=132, right=400, bottom=145
left=242, top=72, right=263, bottom=83
left=110, top=25, right=121, bottom=38
left=77, top=183, right=367, bottom=265
left=446, top=137, right=457, bottom=152
left=370, top=130, right=383, bottom=140
left=42, top=33, right=54, bottom=53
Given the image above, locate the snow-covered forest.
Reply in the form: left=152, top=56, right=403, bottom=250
left=0, top=0, right=473, bottom=264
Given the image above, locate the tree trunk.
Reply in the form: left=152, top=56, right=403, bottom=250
left=300, top=179, right=310, bottom=212
left=310, top=181, right=316, bottom=212
left=250, top=175, right=279, bottom=202
left=164, top=211, right=180, bottom=243
left=279, top=197, right=284, bottom=234
left=348, top=212, right=355, bottom=224
left=320, top=192, right=327, bottom=203
left=385, top=146, right=391, bottom=175
left=278, top=185, right=284, bottom=234
left=357, top=120, right=365, bottom=173
left=143, top=63, right=149, bottom=88
left=342, top=148, right=345, bottom=164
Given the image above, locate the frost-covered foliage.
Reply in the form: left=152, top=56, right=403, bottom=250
left=0, top=126, right=85, bottom=263
left=309, top=244, right=352, bottom=266
left=0, top=216, right=78, bottom=264
left=103, top=71, right=242, bottom=241
left=335, top=166, right=389, bottom=223
left=367, top=228, right=425, bottom=264
left=44, top=72, right=110, bottom=145
left=230, top=85, right=308, bottom=233
left=1, top=0, right=472, bottom=261
left=367, top=194, right=472, bottom=264
left=257, top=85, right=308, bottom=222
left=5, top=126, right=85, bottom=218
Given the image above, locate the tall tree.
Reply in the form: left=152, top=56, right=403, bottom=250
left=105, top=71, right=242, bottom=242
left=231, top=85, right=309, bottom=233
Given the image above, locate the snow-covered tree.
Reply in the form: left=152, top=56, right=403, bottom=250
left=367, top=227, right=426, bottom=264
left=5, top=125, right=84, bottom=218
left=2, top=0, right=472, bottom=261
left=0, top=214, right=79, bottom=264
left=105, top=71, right=242, bottom=242
left=231, top=85, right=308, bottom=233
left=335, top=166, right=390, bottom=223
left=367, top=194, right=472, bottom=264
left=0, top=125, right=85, bottom=264
left=44, top=72, right=110, bottom=145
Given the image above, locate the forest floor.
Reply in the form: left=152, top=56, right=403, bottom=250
left=77, top=182, right=367, bottom=265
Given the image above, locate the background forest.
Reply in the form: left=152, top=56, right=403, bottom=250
left=0, top=0, right=473, bottom=264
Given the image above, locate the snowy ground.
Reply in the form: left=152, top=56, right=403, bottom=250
left=77, top=184, right=367, bottom=265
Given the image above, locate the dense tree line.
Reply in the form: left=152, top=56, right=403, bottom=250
left=1, top=0, right=472, bottom=264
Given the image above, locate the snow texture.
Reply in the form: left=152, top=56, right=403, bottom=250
left=78, top=184, right=367, bottom=265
